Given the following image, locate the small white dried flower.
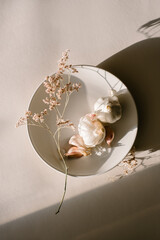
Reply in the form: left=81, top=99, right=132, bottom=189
left=43, top=97, right=50, bottom=105
left=42, top=109, right=48, bottom=115
left=32, top=113, right=41, bottom=122
left=119, top=147, right=138, bottom=175
left=56, top=118, right=75, bottom=131
left=25, top=111, right=32, bottom=118
left=16, top=117, right=27, bottom=127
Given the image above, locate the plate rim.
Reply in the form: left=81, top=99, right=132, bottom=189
left=27, top=64, right=138, bottom=177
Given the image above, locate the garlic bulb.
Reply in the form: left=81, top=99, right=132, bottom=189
left=94, top=94, right=122, bottom=124
left=78, top=113, right=105, bottom=147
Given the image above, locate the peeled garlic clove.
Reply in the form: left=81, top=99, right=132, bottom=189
left=105, top=126, right=114, bottom=146
left=78, top=113, right=105, bottom=147
left=65, top=146, right=89, bottom=158
left=94, top=95, right=122, bottom=123
left=69, top=134, right=86, bottom=148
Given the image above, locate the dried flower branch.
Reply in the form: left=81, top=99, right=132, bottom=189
left=16, top=50, right=81, bottom=214
left=119, top=146, right=138, bottom=175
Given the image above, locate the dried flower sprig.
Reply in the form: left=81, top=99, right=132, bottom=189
left=119, top=146, right=138, bottom=175
left=16, top=50, right=81, bottom=214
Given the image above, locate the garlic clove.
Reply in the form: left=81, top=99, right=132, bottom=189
left=78, top=113, right=105, bottom=147
left=65, top=146, right=90, bottom=158
left=105, top=126, right=115, bottom=146
left=69, top=134, right=86, bottom=148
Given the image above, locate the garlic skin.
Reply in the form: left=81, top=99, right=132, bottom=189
left=94, top=95, right=122, bottom=123
left=69, top=134, right=86, bottom=148
left=105, top=126, right=115, bottom=146
left=65, top=135, right=91, bottom=158
left=65, top=146, right=88, bottom=158
left=78, top=113, right=105, bottom=147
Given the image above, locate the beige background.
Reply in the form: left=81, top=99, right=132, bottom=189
left=0, top=0, right=160, bottom=239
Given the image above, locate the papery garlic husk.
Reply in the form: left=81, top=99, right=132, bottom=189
left=94, top=95, right=122, bottom=123
left=78, top=113, right=105, bottom=147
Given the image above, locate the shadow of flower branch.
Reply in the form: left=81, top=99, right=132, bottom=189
left=138, top=17, right=160, bottom=38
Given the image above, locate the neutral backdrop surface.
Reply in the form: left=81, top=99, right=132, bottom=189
left=0, top=1, right=160, bottom=239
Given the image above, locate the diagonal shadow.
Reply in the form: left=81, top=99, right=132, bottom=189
left=97, top=38, right=160, bottom=153
left=1, top=35, right=160, bottom=240
left=0, top=164, right=160, bottom=240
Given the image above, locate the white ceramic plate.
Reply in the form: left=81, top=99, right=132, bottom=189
left=28, top=66, right=138, bottom=176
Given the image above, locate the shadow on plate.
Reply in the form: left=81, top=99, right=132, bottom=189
left=97, top=38, right=160, bottom=153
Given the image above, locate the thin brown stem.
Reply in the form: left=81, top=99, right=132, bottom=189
left=27, top=122, right=44, bottom=129
left=53, top=127, right=68, bottom=214
left=55, top=163, right=68, bottom=214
